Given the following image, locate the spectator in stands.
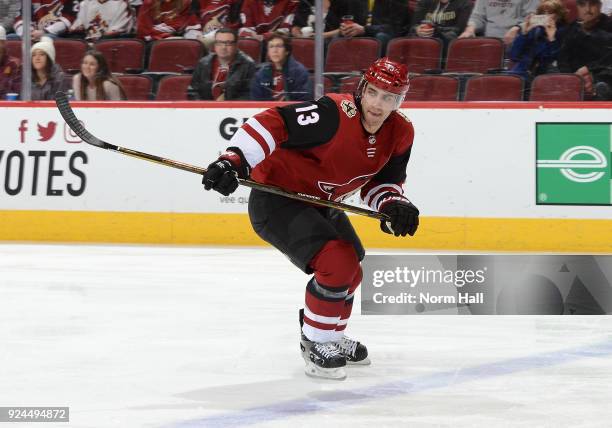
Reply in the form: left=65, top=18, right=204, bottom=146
left=410, top=0, right=472, bottom=46
left=291, top=0, right=368, bottom=39
left=70, top=0, right=134, bottom=41
left=0, top=25, right=21, bottom=98
left=559, top=0, right=612, bottom=100
left=251, top=31, right=311, bottom=100
left=72, top=50, right=127, bottom=100
left=238, top=0, right=299, bottom=40
left=459, top=0, right=538, bottom=45
left=0, top=0, right=20, bottom=36
left=199, top=0, right=241, bottom=48
left=508, top=0, right=568, bottom=79
left=30, top=37, right=68, bottom=100
left=14, top=0, right=79, bottom=40
left=338, top=0, right=411, bottom=50
left=137, top=0, right=202, bottom=41
left=189, top=28, right=256, bottom=100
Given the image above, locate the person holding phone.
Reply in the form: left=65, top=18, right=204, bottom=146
left=508, top=0, right=569, bottom=79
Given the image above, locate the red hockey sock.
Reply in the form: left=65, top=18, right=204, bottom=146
left=302, top=240, right=360, bottom=342
left=336, top=265, right=362, bottom=333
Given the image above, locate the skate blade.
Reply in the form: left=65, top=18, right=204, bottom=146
left=347, top=357, right=371, bottom=366
left=304, top=362, right=347, bottom=380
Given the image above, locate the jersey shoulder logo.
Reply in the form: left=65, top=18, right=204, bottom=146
left=396, top=110, right=411, bottom=123
left=341, top=100, right=357, bottom=119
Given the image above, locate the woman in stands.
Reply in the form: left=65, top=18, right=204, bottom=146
left=508, top=0, right=569, bottom=79
left=250, top=31, right=311, bottom=101
left=30, top=37, right=68, bottom=100
left=72, top=50, right=127, bottom=100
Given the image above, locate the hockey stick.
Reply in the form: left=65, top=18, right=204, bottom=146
left=54, top=92, right=388, bottom=221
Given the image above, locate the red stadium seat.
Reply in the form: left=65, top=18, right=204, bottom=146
left=406, top=75, right=459, bottom=101
left=386, top=37, right=443, bottom=74
left=156, top=75, right=192, bottom=100
left=117, top=74, right=153, bottom=100
left=325, top=37, right=381, bottom=73
left=463, top=74, right=525, bottom=101
left=529, top=73, right=584, bottom=101
left=237, top=37, right=262, bottom=64
left=445, top=37, right=504, bottom=74
left=95, top=39, right=146, bottom=73
left=54, top=39, right=88, bottom=73
left=147, top=39, right=203, bottom=73
left=291, top=37, right=315, bottom=70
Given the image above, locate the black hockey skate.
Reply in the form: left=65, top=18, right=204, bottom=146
left=334, top=336, right=371, bottom=365
left=299, top=309, right=347, bottom=380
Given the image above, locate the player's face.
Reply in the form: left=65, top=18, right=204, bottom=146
left=360, top=83, right=401, bottom=130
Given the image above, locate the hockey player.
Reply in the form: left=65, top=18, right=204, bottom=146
left=202, top=57, right=419, bottom=380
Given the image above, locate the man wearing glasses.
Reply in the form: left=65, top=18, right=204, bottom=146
left=189, top=28, right=256, bottom=100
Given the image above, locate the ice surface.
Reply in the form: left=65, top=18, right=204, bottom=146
left=1, top=244, right=611, bottom=428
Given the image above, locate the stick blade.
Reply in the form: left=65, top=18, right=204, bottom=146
left=54, top=91, right=107, bottom=148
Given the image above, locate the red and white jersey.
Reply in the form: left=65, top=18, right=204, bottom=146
left=239, top=0, right=298, bottom=36
left=71, top=0, right=134, bottom=39
left=228, top=93, right=415, bottom=211
left=137, top=0, right=201, bottom=41
left=14, top=0, right=79, bottom=36
left=199, top=0, right=238, bottom=33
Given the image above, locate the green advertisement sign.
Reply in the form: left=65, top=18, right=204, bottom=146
left=536, top=123, right=612, bottom=205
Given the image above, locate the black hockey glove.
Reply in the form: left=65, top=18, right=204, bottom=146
left=379, top=194, right=419, bottom=237
left=202, top=149, right=250, bottom=196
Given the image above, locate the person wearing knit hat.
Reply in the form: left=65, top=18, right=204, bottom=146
left=31, top=36, right=68, bottom=100
left=0, top=24, right=22, bottom=99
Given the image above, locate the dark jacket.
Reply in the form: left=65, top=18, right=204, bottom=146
left=410, top=0, right=472, bottom=44
left=509, top=24, right=567, bottom=79
left=364, top=0, right=411, bottom=37
left=558, top=14, right=612, bottom=85
left=250, top=56, right=312, bottom=101
left=294, top=0, right=368, bottom=31
left=31, top=63, right=67, bottom=100
left=189, top=50, right=256, bottom=100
